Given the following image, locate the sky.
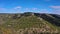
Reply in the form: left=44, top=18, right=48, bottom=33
left=0, top=0, right=60, bottom=14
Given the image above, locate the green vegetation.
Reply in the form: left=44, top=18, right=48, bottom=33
left=0, top=12, right=60, bottom=34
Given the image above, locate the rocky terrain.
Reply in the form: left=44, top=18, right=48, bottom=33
left=0, top=12, right=60, bottom=34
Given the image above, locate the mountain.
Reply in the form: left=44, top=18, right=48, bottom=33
left=0, top=12, right=60, bottom=34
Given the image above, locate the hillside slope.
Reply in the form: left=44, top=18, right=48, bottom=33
left=0, top=12, right=60, bottom=34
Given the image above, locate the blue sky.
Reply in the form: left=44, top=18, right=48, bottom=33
left=0, top=0, right=60, bottom=14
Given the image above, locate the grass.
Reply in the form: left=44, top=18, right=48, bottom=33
left=0, top=14, right=60, bottom=34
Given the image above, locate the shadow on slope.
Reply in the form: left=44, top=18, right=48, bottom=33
left=34, top=13, right=60, bottom=27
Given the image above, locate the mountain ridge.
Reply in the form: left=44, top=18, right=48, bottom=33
left=0, top=12, right=60, bottom=34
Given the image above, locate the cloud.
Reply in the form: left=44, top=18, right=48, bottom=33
left=14, top=6, right=22, bottom=9
left=50, top=6, right=60, bottom=14
left=51, top=9, right=60, bottom=14
left=32, top=8, right=38, bottom=10
left=23, top=8, right=31, bottom=12
left=11, top=6, right=22, bottom=13
left=40, top=9, right=50, bottom=13
left=23, top=8, right=39, bottom=12
left=39, top=9, right=60, bottom=14
left=50, top=6, right=60, bottom=9
left=0, top=8, right=6, bottom=10
left=25, top=8, right=30, bottom=10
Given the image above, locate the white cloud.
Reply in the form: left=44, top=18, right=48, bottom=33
left=0, top=8, right=6, bottom=10
left=50, top=6, right=60, bottom=9
left=11, top=6, right=22, bottom=13
left=14, top=6, right=22, bottom=9
left=40, top=9, right=50, bottom=13
left=51, top=9, right=60, bottom=14
left=32, top=8, right=38, bottom=10
left=25, top=8, right=29, bottom=10
left=50, top=6, right=60, bottom=14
